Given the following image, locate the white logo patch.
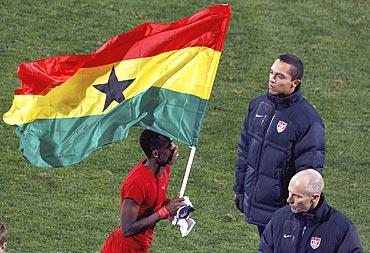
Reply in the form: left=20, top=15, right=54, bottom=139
left=276, top=120, right=287, bottom=133
left=310, top=237, right=321, bottom=249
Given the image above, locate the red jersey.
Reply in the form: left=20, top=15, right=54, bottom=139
left=102, top=160, right=170, bottom=253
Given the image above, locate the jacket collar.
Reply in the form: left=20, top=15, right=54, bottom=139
left=267, top=88, right=303, bottom=108
left=294, top=194, right=330, bottom=225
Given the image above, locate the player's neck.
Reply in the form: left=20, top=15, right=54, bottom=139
left=144, top=158, right=165, bottom=176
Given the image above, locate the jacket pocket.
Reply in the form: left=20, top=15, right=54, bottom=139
left=254, top=175, right=282, bottom=208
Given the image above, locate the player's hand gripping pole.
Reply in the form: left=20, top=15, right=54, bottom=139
left=175, top=146, right=196, bottom=237
left=179, top=146, right=196, bottom=197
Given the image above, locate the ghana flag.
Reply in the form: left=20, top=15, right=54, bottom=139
left=3, top=4, right=231, bottom=167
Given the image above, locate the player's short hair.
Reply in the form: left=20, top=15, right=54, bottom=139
left=278, top=54, right=304, bottom=81
left=140, top=129, right=171, bottom=158
left=0, top=224, right=7, bottom=245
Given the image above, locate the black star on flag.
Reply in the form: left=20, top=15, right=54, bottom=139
left=93, top=66, right=135, bottom=111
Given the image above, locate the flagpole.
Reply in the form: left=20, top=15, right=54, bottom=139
left=179, top=146, right=197, bottom=197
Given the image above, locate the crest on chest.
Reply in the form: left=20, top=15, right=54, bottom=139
left=310, top=236, right=321, bottom=249
left=276, top=120, right=288, bottom=133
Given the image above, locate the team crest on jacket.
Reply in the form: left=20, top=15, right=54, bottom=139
left=310, top=237, right=321, bottom=249
left=276, top=120, right=288, bottom=133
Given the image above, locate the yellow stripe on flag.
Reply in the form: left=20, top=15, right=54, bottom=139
left=4, top=47, right=221, bottom=125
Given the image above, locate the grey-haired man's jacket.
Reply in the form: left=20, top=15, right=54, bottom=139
left=259, top=195, right=363, bottom=253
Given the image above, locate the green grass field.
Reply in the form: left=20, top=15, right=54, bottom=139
left=1, top=0, right=369, bottom=252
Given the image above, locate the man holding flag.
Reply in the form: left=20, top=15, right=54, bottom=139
left=101, top=129, right=185, bottom=253
left=2, top=4, right=231, bottom=251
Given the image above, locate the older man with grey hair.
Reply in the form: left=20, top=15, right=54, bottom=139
left=259, top=169, right=363, bottom=253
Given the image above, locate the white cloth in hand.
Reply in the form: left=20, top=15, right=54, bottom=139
left=171, top=196, right=196, bottom=237
left=176, top=217, right=196, bottom=237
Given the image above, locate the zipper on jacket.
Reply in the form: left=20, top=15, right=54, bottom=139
left=296, top=224, right=307, bottom=252
left=302, top=226, right=306, bottom=236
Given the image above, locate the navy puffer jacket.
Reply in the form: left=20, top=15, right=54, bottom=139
left=234, top=90, right=325, bottom=226
left=259, top=195, right=363, bottom=252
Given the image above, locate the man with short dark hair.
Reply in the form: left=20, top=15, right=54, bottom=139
left=102, top=129, right=185, bottom=253
left=259, top=169, right=363, bottom=252
left=234, top=54, right=325, bottom=236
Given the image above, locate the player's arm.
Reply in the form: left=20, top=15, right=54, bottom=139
left=234, top=103, right=253, bottom=212
left=121, top=197, right=184, bottom=237
left=294, top=121, right=325, bottom=173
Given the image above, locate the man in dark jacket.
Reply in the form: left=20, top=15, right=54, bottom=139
left=259, top=169, right=363, bottom=252
left=234, top=54, right=325, bottom=236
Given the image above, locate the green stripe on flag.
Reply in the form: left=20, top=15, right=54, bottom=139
left=16, top=87, right=208, bottom=167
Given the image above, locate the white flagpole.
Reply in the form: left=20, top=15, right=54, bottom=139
left=179, top=146, right=197, bottom=197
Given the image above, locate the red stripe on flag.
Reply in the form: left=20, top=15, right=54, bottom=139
left=16, top=5, right=231, bottom=95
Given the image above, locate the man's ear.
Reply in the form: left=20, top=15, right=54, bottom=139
left=0, top=242, right=6, bottom=251
left=292, top=79, right=301, bottom=88
left=152, top=149, right=159, bottom=158
left=312, top=193, right=320, bottom=203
